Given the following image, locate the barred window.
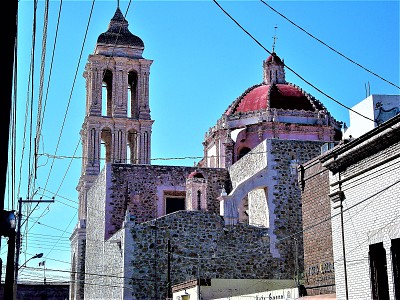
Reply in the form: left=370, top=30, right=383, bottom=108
left=369, top=242, right=389, bottom=300
left=391, top=238, right=400, bottom=300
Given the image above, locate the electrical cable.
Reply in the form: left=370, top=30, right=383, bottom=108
left=34, top=0, right=64, bottom=187
left=259, top=0, right=400, bottom=90
left=25, top=0, right=97, bottom=245
left=212, top=0, right=375, bottom=123
left=38, top=0, right=96, bottom=199
left=34, top=0, right=50, bottom=183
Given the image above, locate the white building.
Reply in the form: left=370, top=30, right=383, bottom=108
left=172, top=278, right=299, bottom=300
left=343, top=94, right=400, bottom=139
left=321, top=113, right=400, bottom=299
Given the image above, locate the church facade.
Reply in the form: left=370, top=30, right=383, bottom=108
left=69, top=7, right=342, bottom=300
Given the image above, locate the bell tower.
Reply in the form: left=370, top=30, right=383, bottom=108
left=71, top=7, right=153, bottom=300
left=78, top=7, right=153, bottom=221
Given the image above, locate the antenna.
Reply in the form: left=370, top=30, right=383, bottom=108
left=272, top=25, right=278, bottom=52
left=365, top=81, right=371, bottom=98
left=117, top=0, right=120, bottom=8
left=368, top=81, right=371, bottom=96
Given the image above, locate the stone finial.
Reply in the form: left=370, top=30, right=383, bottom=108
left=220, top=188, right=227, bottom=197
left=123, top=209, right=135, bottom=227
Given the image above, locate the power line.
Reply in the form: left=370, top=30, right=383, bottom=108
left=35, top=0, right=64, bottom=180
left=212, top=0, right=375, bottom=123
left=259, top=0, right=400, bottom=90
left=25, top=0, right=97, bottom=246
left=39, top=0, right=96, bottom=198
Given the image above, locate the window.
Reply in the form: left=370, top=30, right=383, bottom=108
left=238, top=147, right=251, bottom=160
left=391, top=238, right=400, bottom=300
left=369, top=242, right=390, bottom=300
left=102, top=69, right=113, bottom=116
left=128, top=71, right=138, bottom=119
left=165, top=196, right=185, bottom=214
left=197, top=191, right=201, bottom=210
left=100, top=127, right=112, bottom=167
left=127, top=130, right=138, bottom=164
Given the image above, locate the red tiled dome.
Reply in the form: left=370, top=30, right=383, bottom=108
left=226, top=83, right=319, bottom=115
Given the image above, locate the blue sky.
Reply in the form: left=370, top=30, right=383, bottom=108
left=2, top=0, right=399, bottom=284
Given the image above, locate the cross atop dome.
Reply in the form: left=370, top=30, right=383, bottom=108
left=272, top=25, right=278, bottom=53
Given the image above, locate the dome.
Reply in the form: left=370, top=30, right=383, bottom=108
left=225, top=83, right=325, bottom=115
left=225, top=51, right=326, bottom=116
left=188, top=170, right=204, bottom=179
left=97, top=8, right=144, bottom=48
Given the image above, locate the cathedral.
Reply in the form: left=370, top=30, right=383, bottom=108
left=69, top=7, right=342, bottom=300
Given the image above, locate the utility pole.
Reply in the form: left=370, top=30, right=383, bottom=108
left=1, top=210, right=16, bottom=300
left=14, top=197, right=54, bottom=297
left=151, top=222, right=158, bottom=300
left=1, top=0, right=18, bottom=299
left=4, top=231, right=16, bottom=300
left=197, top=254, right=201, bottom=300
left=294, top=238, right=299, bottom=287
left=167, top=239, right=172, bottom=299
left=337, top=181, right=349, bottom=300
left=331, top=176, right=348, bottom=300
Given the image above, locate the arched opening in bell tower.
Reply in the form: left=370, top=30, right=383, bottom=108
left=127, top=129, right=139, bottom=164
left=102, top=69, right=113, bottom=117
left=100, top=127, right=112, bottom=170
left=128, top=71, right=139, bottom=119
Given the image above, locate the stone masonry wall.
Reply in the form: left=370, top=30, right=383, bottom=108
left=128, top=210, right=274, bottom=300
left=0, top=284, right=69, bottom=300
left=300, top=156, right=335, bottom=296
left=268, top=139, right=325, bottom=282
left=84, top=166, right=120, bottom=299
left=106, top=164, right=232, bottom=238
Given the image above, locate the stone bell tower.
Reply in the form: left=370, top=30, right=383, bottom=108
left=70, top=7, right=153, bottom=299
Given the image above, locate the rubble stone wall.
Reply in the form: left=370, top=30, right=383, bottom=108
left=128, top=211, right=273, bottom=300
left=268, top=139, right=326, bottom=280
left=105, top=164, right=231, bottom=237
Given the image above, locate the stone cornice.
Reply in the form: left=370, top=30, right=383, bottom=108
left=321, top=114, right=400, bottom=173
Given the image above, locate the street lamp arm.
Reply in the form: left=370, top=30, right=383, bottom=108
left=18, top=253, right=43, bottom=271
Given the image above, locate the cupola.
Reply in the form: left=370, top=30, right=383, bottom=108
left=263, top=52, right=285, bottom=84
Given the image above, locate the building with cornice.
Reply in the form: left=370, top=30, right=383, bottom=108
left=300, top=98, right=400, bottom=299
left=69, top=7, right=342, bottom=300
